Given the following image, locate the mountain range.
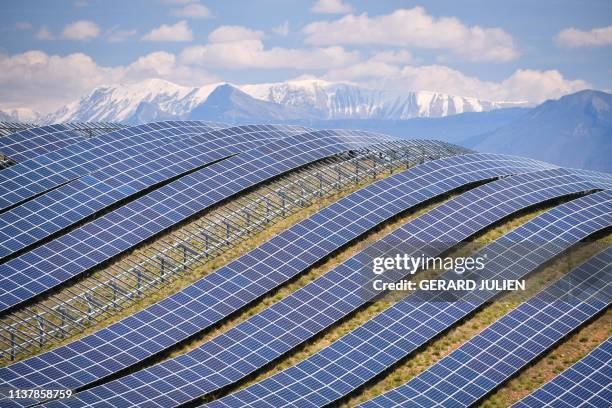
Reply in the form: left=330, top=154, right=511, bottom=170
left=1, top=78, right=527, bottom=124
left=468, top=89, right=612, bottom=172
left=1, top=79, right=609, bottom=173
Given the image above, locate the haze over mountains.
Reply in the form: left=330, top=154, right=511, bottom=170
left=469, top=90, right=612, bottom=172
left=6, top=78, right=527, bottom=124
left=0, top=79, right=610, bottom=173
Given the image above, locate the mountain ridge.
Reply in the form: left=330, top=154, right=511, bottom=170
left=469, top=89, right=612, bottom=172
left=36, top=78, right=529, bottom=124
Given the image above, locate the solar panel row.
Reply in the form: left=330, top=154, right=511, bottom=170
left=0, top=126, right=298, bottom=260
left=197, top=189, right=612, bottom=408
left=0, top=121, right=231, bottom=211
left=355, top=248, right=611, bottom=408
left=0, top=123, right=130, bottom=163
left=0, top=154, right=548, bottom=404
left=35, top=167, right=609, bottom=408
left=0, top=124, right=85, bottom=163
left=0, top=122, right=38, bottom=137
left=0, top=131, right=394, bottom=312
left=512, top=336, right=612, bottom=408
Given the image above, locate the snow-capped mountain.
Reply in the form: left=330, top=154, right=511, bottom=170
left=0, top=107, right=41, bottom=123
left=241, top=79, right=526, bottom=120
left=40, top=78, right=528, bottom=124
left=44, top=79, right=220, bottom=124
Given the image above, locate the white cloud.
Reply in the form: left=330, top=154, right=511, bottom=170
left=324, top=51, right=413, bottom=81
left=272, top=21, right=289, bottom=36
left=354, top=64, right=590, bottom=103
left=15, top=22, right=32, bottom=30
left=36, top=26, right=54, bottom=40
left=370, top=50, right=414, bottom=64
left=61, top=20, right=100, bottom=41
left=556, top=25, right=612, bottom=48
left=180, top=24, right=358, bottom=69
left=171, top=3, right=212, bottom=19
left=142, top=20, right=193, bottom=41
left=181, top=40, right=359, bottom=70
left=107, top=28, right=137, bottom=43
left=311, top=0, right=353, bottom=14
left=0, top=50, right=217, bottom=113
left=208, top=25, right=263, bottom=43
left=303, top=7, right=519, bottom=62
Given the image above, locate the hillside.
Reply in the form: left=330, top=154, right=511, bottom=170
left=469, top=90, right=612, bottom=172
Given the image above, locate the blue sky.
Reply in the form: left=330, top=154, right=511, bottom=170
left=1, top=0, right=611, bottom=113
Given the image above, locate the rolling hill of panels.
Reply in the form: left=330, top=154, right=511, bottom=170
left=0, top=120, right=610, bottom=408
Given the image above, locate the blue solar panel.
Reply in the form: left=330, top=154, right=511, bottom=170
left=0, top=124, right=85, bottom=162
left=0, top=130, right=392, bottom=312
left=356, top=248, right=612, bottom=408
left=512, top=336, right=612, bottom=408
left=36, top=168, right=612, bottom=408
left=0, top=121, right=229, bottom=210
left=0, top=125, right=306, bottom=260
left=201, top=193, right=612, bottom=408
left=0, top=154, right=551, bottom=403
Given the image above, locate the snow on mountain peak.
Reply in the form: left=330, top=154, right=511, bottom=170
left=42, top=78, right=528, bottom=124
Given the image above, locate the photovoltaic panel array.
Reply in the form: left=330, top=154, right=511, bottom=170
left=357, top=248, right=612, bottom=408
left=0, top=125, right=85, bottom=163
left=37, top=165, right=610, bottom=408
left=0, top=124, right=304, bottom=260
left=0, top=121, right=229, bottom=210
left=198, top=188, right=612, bottom=408
left=512, top=336, right=612, bottom=408
left=0, top=154, right=550, bottom=404
left=0, top=122, right=38, bottom=137
left=0, top=130, right=395, bottom=312
left=0, top=123, right=128, bottom=163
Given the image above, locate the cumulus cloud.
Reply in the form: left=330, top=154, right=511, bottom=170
left=36, top=26, right=54, bottom=40
left=142, top=20, right=193, bottom=41
left=304, top=7, right=519, bottom=62
left=0, top=50, right=217, bottom=113
left=324, top=51, right=413, bottom=81
left=356, top=64, right=590, bottom=103
left=181, top=25, right=359, bottom=69
left=311, top=0, right=353, bottom=14
left=107, top=28, right=137, bottom=43
left=208, top=25, right=263, bottom=43
left=272, top=21, right=289, bottom=36
left=181, top=40, right=359, bottom=70
left=556, top=25, right=612, bottom=48
left=61, top=20, right=100, bottom=41
left=171, top=3, right=212, bottom=19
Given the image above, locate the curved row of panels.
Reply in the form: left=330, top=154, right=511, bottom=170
left=0, top=121, right=610, bottom=407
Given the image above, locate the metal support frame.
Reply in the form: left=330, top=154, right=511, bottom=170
left=0, top=140, right=468, bottom=360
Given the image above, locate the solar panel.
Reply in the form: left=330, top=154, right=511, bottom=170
left=36, top=167, right=612, bottom=408
left=0, top=130, right=394, bottom=312
left=0, top=121, right=230, bottom=211
left=512, top=336, right=612, bottom=408
left=0, top=122, right=38, bottom=137
left=0, top=124, right=85, bottom=163
left=200, top=192, right=612, bottom=408
left=0, top=154, right=550, bottom=403
left=0, top=123, right=129, bottom=163
left=0, top=125, right=301, bottom=260
left=356, top=248, right=612, bottom=408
